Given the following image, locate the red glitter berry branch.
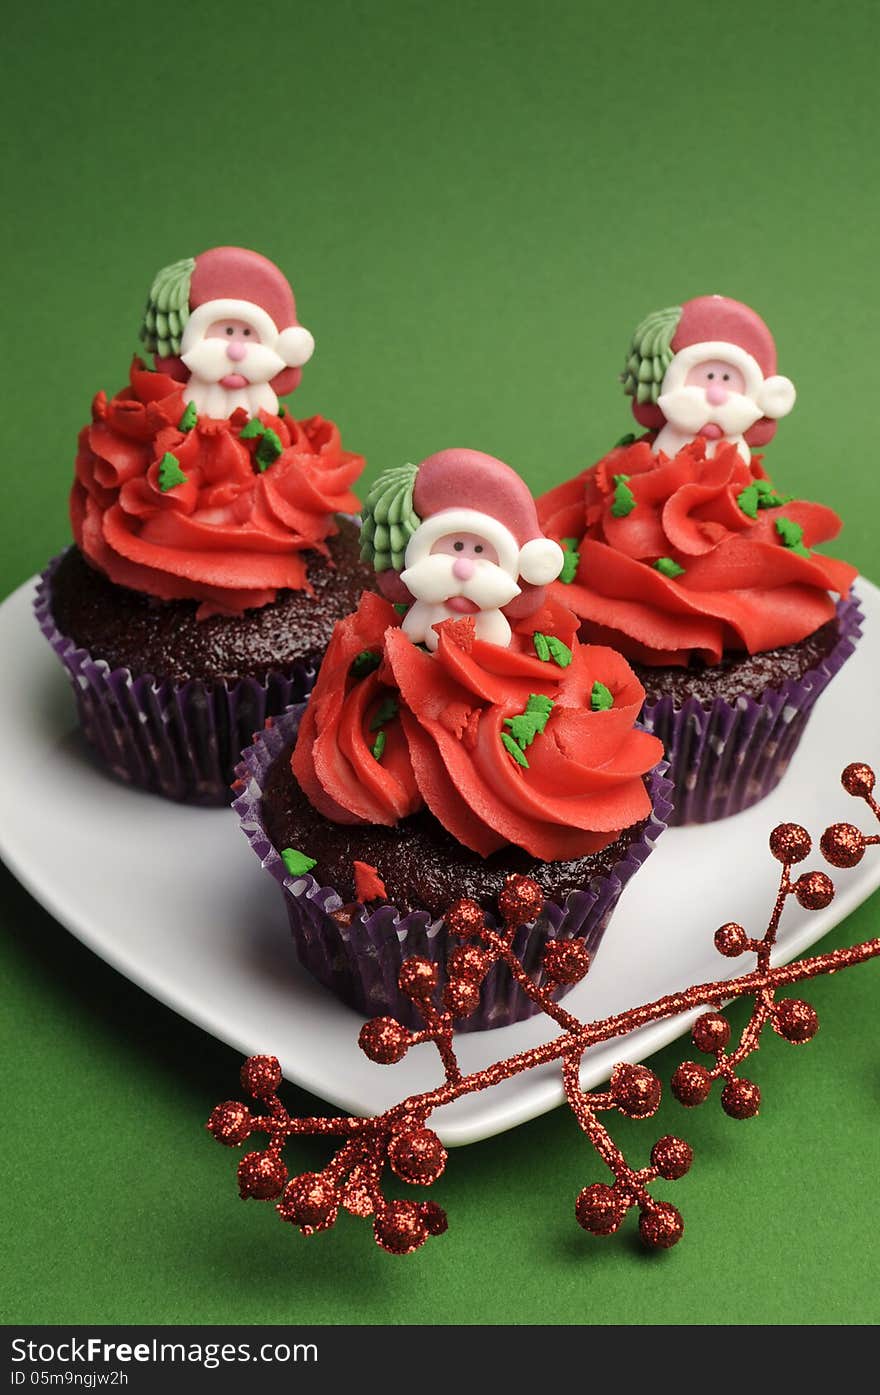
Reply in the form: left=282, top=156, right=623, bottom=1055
left=208, top=763, right=880, bottom=1255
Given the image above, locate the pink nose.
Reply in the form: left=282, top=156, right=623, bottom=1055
left=452, top=557, right=475, bottom=581
left=226, top=341, right=247, bottom=363
left=705, top=383, right=728, bottom=406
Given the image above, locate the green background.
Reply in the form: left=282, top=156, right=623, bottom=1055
left=2, top=0, right=879, bottom=1325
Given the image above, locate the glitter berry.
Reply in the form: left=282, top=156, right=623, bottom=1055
left=209, top=766, right=880, bottom=1255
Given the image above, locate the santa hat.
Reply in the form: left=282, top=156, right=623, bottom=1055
left=178, top=246, right=314, bottom=367
left=407, top=449, right=563, bottom=586
left=662, top=295, right=796, bottom=420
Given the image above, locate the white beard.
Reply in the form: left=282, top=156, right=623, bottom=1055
left=403, top=600, right=512, bottom=651
left=181, top=337, right=287, bottom=420
left=400, top=552, right=521, bottom=609
left=182, top=376, right=280, bottom=419
left=656, top=385, right=764, bottom=462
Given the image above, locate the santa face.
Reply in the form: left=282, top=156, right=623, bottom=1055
left=684, top=359, right=747, bottom=402
left=400, top=525, right=521, bottom=649
left=181, top=317, right=287, bottom=419
left=403, top=530, right=519, bottom=613
left=204, top=318, right=266, bottom=390
left=656, top=353, right=764, bottom=460
left=431, top=532, right=499, bottom=564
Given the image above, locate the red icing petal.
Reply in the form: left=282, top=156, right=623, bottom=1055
left=661, top=469, right=751, bottom=556
left=537, top=440, right=854, bottom=664
left=400, top=708, right=506, bottom=856
left=294, top=596, right=663, bottom=861
left=292, top=597, right=416, bottom=826
left=87, top=421, right=154, bottom=484
left=129, top=358, right=184, bottom=403
left=335, top=673, right=420, bottom=821
left=533, top=474, right=590, bottom=542
left=70, top=361, right=365, bottom=614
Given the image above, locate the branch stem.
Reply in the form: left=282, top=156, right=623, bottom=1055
left=268, top=935, right=880, bottom=1140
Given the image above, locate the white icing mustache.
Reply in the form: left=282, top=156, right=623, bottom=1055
left=658, top=385, right=764, bottom=437
left=181, top=337, right=287, bottom=386
left=400, top=552, right=521, bottom=608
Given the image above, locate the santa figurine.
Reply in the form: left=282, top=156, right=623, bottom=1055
left=360, top=448, right=564, bottom=650
left=622, top=295, right=796, bottom=463
left=139, top=246, right=315, bottom=419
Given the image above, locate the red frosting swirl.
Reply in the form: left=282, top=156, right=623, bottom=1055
left=292, top=591, right=663, bottom=860
left=537, top=438, right=856, bottom=665
left=71, top=358, right=365, bottom=618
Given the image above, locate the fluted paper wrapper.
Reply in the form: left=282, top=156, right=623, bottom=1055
left=640, top=594, right=863, bottom=826
left=35, top=554, right=319, bottom=806
left=233, top=705, right=674, bottom=1032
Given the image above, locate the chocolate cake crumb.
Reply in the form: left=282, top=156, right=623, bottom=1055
left=632, top=617, right=840, bottom=707
left=49, top=517, right=374, bottom=684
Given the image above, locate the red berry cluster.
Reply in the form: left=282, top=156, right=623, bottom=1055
left=208, top=1047, right=452, bottom=1254
left=666, top=789, right=880, bottom=1125
left=566, top=1055, right=690, bottom=1249
left=208, top=766, right=880, bottom=1259
left=360, top=873, right=564, bottom=1060
left=576, top=1180, right=685, bottom=1251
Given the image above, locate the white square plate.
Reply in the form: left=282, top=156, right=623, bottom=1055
left=1, top=576, right=877, bottom=1145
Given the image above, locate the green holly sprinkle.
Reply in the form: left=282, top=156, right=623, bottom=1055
left=501, top=732, right=530, bottom=768
left=239, top=417, right=264, bottom=440
left=590, top=681, right=614, bottom=712
left=532, top=632, right=551, bottom=662
left=281, top=847, right=317, bottom=877
left=756, top=478, right=792, bottom=506
left=371, top=730, right=387, bottom=761
left=614, top=433, right=637, bottom=448
left=157, top=452, right=188, bottom=492
left=546, top=635, right=573, bottom=667
left=394, top=603, right=409, bottom=616
left=504, top=693, right=554, bottom=753
left=278, top=404, right=287, bottom=417
left=351, top=649, right=381, bottom=679
left=738, top=478, right=793, bottom=519
left=737, top=483, right=760, bottom=519
left=775, top=515, right=811, bottom=558
left=532, top=631, right=572, bottom=667
left=369, top=696, right=399, bottom=732
left=255, top=427, right=283, bottom=470
left=610, top=473, right=636, bottom=518
left=177, top=401, right=198, bottom=432
left=559, top=537, right=580, bottom=584
left=654, top=556, right=685, bottom=579
left=238, top=417, right=284, bottom=468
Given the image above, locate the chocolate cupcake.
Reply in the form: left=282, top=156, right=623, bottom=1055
left=235, top=450, right=671, bottom=1030
left=538, top=296, right=860, bottom=823
left=36, top=247, right=374, bottom=804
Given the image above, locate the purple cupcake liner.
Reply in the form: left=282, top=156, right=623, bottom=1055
left=233, top=705, right=674, bottom=1033
left=35, top=552, right=319, bottom=806
left=640, top=594, right=863, bottom=826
